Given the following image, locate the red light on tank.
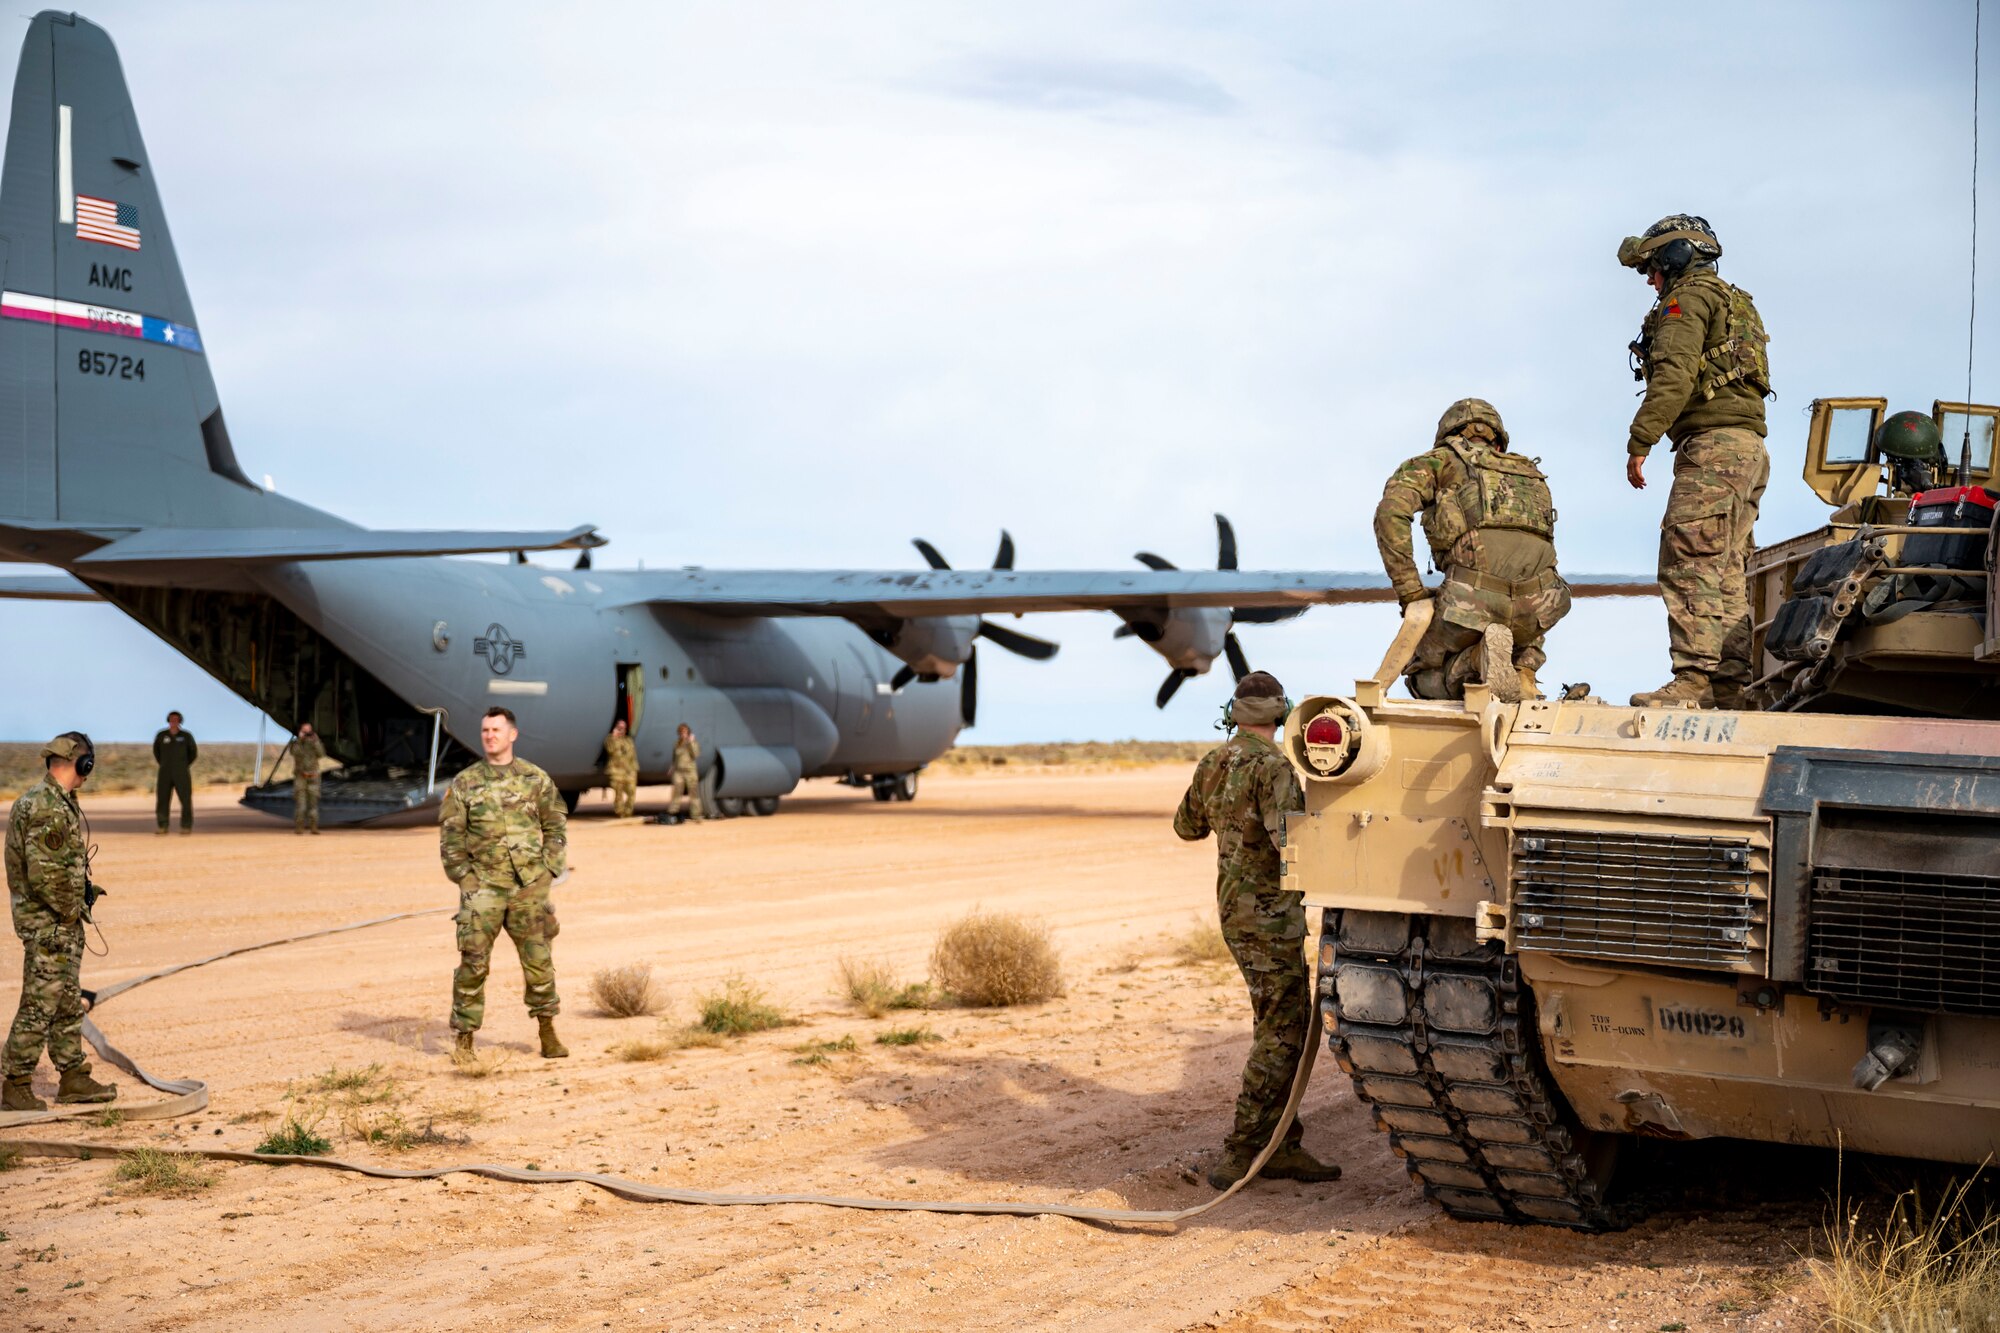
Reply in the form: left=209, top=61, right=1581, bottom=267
left=1304, top=715, right=1344, bottom=747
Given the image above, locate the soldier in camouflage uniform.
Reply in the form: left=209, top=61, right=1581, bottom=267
left=292, top=722, right=324, bottom=835
left=602, top=718, right=638, bottom=818
left=439, top=706, right=568, bottom=1061
left=4, top=734, right=117, bottom=1111
left=1174, top=672, right=1340, bottom=1189
left=663, top=723, right=704, bottom=824
left=1375, top=398, right=1570, bottom=702
left=1619, top=213, right=1772, bottom=708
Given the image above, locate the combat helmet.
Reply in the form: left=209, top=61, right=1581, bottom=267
left=1876, top=410, right=1946, bottom=494
left=1617, top=213, right=1722, bottom=277
left=1434, top=397, right=1509, bottom=449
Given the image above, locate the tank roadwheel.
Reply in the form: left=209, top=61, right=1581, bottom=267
left=1320, top=909, right=1621, bottom=1229
left=751, top=796, right=779, bottom=817
left=893, top=772, right=919, bottom=802
left=559, top=789, right=583, bottom=816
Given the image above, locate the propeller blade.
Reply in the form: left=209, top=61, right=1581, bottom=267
left=1134, top=552, right=1177, bottom=571
left=1112, top=624, right=1138, bottom=639
left=573, top=549, right=592, bottom=570
left=890, top=664, right=917, bottom=691
left=992, top=530, right=1015, bottom=571
left=976, top=620, right=1059, bottom=660
left=1215, top=514, right=1238, bottom=571
left=960, top=647, right=978, bottom=727
left=1224, top=631, right=1251, bottom=681
left=512, top=551, right=528, bottom=565
left=1230, top=605, right=1308, bottom=625
left=1156, top=668, right=1192, bottom=709
left=913, top=539, right=951, bottom=571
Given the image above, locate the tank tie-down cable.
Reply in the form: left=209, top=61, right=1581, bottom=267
left=1, top=908, right=1322, bottom=1227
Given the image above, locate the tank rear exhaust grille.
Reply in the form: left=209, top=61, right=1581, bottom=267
left=1807, top=867, right=2000, bottom=1015
left=1511, top=831, right=1766, bottom=973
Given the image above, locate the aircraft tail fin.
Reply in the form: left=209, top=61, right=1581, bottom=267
left=0, top=11, right=268, bottom=531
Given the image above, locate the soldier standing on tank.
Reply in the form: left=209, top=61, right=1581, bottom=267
left=152, top=710, right=197, bottom=835
left=663, top=723, right=705, bottom=824
left=602, top=717, right=639, bottom=819
left=1619, top=214, right=1772, bottom=708
left=1174, top=672, right=1341, bottom=1190
left=1375, top=398, right=1570, bottom=703
left=292, top=722, right=325, bottom=835
left=3, top=734, right=117, bottom=1110
left=439, top=706, right=568, bottom=1062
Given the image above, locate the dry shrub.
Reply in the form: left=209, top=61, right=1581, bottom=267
left=613, top=1038, right=671, bottom=1063
left=837, top=957, right=934, bottom=1018
left=696, top=978, right=795, bottom=1035
left=255, top=1113, right=331, bottom=1156
left=876, top=1026, right=941, bottom=1047
left=115, top=1147, right=216, bottom=1195
left=929, top=910, right=1064, bottom=1007
left=0, top=1142, right=19, bottom=1172
left=309, top=1063, right=400, bottom=1104
left=345, top=1107, right=467, bottom=1152
left=1173, top=923, right=1231, bottom=966
left=1813, top=1168, right=2000, bottom=1331
left=591, top=963, right=663, bottom=1018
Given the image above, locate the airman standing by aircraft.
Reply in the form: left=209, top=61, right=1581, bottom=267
left=1619, top=213, right=1772, bottom=709
left=1374, top=398, right=1569, bottom=703
left=1174, top=672, right=1340, bottom=1190
left=292, top=722, right=324, bottom=835
left=439, top=706, right=568, bottom=1062
left=603, top=718, right=638, bottom=818
left=4, top=734, right=116, bottom=1110
left=664, top=723, right=705, bottom=824
left=153, top=710, right=197, bottom=835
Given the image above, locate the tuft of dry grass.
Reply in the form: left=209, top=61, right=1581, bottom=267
left=1812, top=1166, right=2000, bottom=1331
left=255, top=1113, right=331, bottom=1156
left=343, top=1107, right=468, bottom=1152
left=837, top=958, right=935, bottom=1018
left=590, top=963, right=663, bottom=1018
left=308, top=1063, right=400, bottom=1104
left=114, top=1147, right=217, bottom=1195
left=696, top=978, right=796, bottom=1035
left=613, top=1038, right=672, bottom=1063
left=876, top=1026, right=942, bottom=1047
left=929, top=910, right=1064, bottom=1007
left=790, top=1035, right=859, bottom=1066
left=1173, top=922, right=1232, bottom=966
left=0, top=1142, right=19, bottom=1172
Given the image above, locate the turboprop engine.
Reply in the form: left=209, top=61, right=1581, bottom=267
left=1116, top=514, right=1305, bottom=706
left=878, top=535, right=1061, bottom=723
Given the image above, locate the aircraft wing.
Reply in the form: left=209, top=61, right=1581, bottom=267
left=71, top=525, right=605, bottom=565
left=0, top=569, right=100, bottom=600
left=613, top=569, right=1656, bottom=621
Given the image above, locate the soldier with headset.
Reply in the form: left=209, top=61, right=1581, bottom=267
left=4, top=733, right=117, bottom=1111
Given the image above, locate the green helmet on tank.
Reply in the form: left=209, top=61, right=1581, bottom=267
left=1874, top=410, right=1944, bottom=462
left=1433, top=397, right=1509, bottom=449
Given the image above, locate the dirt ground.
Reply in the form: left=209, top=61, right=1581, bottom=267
left=2, top=766, right=1836, bottom=1332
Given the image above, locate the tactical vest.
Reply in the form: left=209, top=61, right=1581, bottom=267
left=1419, top=439, right=1557, bottom=561
left=1633, top=274, right=1772, bottom=402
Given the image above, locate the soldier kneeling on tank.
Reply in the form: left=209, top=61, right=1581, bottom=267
left=1375, top=398, right=1571, bottom=703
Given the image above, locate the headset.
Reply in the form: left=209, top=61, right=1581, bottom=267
left=52, top=730, right=96, bottom=778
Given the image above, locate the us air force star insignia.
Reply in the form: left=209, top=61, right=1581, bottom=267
left=473, top=623, right=525, bottom=676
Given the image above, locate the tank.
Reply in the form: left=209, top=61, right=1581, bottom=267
left=1285, top=396, right=2000, bottom=1228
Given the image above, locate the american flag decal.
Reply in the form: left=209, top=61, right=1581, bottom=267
left=76, top=194, right=140, bottom=250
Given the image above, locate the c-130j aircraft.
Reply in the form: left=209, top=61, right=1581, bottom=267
left=0, top=13, right=1649, bottom=823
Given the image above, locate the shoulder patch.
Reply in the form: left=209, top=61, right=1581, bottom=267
left=1665, top=300, right=1683, bottom=317
left=41, top=829, right=66, bottom=852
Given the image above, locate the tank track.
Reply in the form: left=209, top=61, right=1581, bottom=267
left=1319, top=909, right=1615, bottom=1228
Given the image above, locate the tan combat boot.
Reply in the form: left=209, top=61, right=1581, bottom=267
left=1480, top=624, right=1521, bottom=703
left=452, top=1030, right=476, bottom=1065
left=1205, top=1152, right=1255, bottom=1190
left=1518, top=666, right=1543, bottom=700
left=1630, top=671, right=1713, bottom=708
left=1261, top=1145, right=1344, bottom=1183
left=55, top=1066, right=117, bottom=1104
left=538, top=1017, right=569, bottom=1060
left=2, top=1075, right=45, bottom=1111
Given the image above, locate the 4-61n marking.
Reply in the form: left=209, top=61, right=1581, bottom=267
left=76, top=348, right=143, bottom=380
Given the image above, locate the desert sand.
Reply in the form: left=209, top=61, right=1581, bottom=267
left=3, top=767, right=1829, bottom=1331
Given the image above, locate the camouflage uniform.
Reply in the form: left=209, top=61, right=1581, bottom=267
left=4, top=774, right=92, bottom=1082
left=292, top=731, right=324, bottom=833
left=1375, top=400, right=1569, bottom=699
left=603, top=731, right=639, bottom=818
left=1627, top=253, right=1771, bottom=697
left=153, top=725, right=197, bottom=832
left=666, top=735, right=704, bottom=822
left=439, top=758, right=566, bottom=1033
left=1174, top=730, right=1307, bottom=1160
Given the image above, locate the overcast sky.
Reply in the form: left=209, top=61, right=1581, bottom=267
left=0, top=0, right=1987, bottom=744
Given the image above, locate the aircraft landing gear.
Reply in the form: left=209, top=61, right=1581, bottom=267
left=751, top=796, right=780, bottom=817
left=713, top=796, right=746, bottom=819
left=559, top=789, right=582, bottom=815
left=871, top=772, right=919, bottom=803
